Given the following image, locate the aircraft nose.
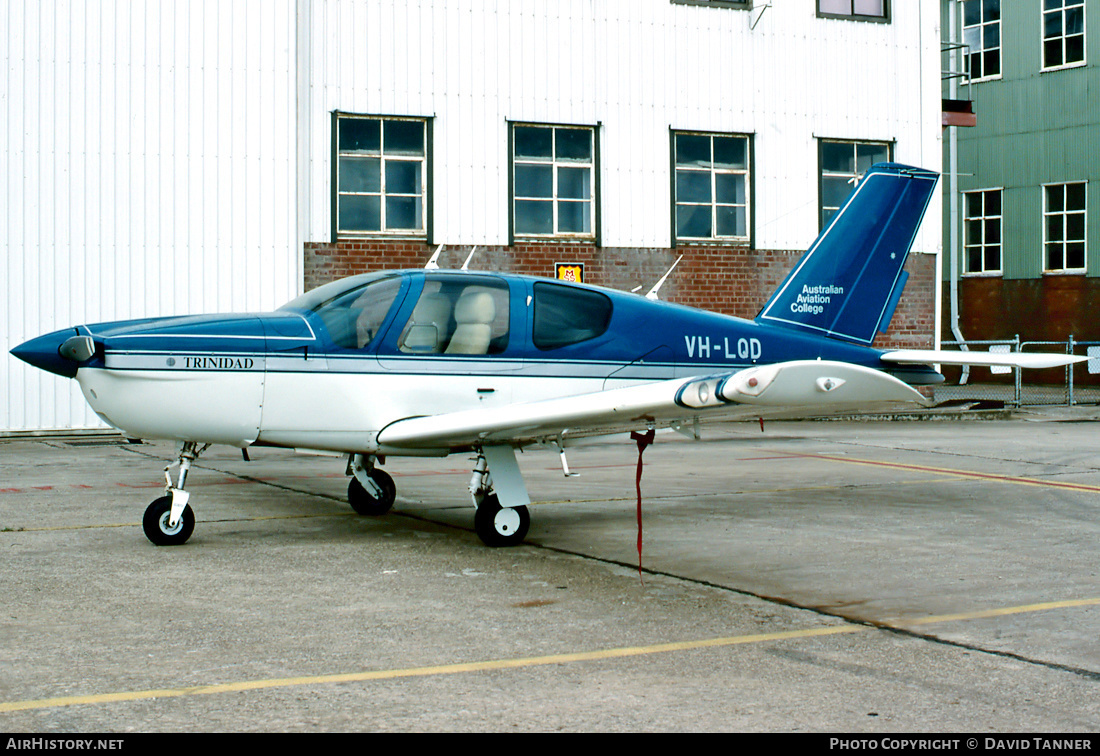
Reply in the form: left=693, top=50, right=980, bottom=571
left=10, top=328, right=91, bottom=378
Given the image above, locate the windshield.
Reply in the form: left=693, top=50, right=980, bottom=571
left=279, top=272, right=399, bottom=313
left=280, top=273, right=404, bottom=349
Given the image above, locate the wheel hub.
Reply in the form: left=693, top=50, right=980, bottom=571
left=158, top=512, right=185, bottom=536
left=493, top=507, right=521, bottom=535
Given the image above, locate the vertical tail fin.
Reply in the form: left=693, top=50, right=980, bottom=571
left=756, top=163, right=939, bottom=345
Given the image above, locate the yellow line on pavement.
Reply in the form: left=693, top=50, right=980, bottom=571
left=803, top=452, right=1100, bottom=493
left=3, top=596, right=1099, bottom=714
left=891, top=597, right=1100, bottom=627
left=0, top=624, right=862, bottom=713
left=2, top=512, right=355, bottom=533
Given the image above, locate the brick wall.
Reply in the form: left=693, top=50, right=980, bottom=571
left=304, top=240, right=937, bottom=350
left=945, top=275, right=1100, bottom=344
left=940, top=275, right=1100, bottom=385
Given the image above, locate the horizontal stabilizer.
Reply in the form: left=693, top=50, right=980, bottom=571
left=881, top=350, right=1085, bottom=370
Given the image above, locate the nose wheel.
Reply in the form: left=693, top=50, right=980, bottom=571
left=143, top=495, right=195, bottom=546
left=142, top=441, right=206, bottom=546
left=347, top=454, right=397, bottom=515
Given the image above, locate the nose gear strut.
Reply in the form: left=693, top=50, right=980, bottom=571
left=142, top=442, right=208, bottom=546
left=347, top=453, right=397, bottom=515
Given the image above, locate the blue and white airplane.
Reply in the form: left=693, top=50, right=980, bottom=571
left=11, top=164, right=1081, bottom=548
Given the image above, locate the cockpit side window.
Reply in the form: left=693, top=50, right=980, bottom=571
left=397, top=276, right=510, bottom=355
left=532, top=282, right=612, bottom=350
left=303, top=276, right=404, bottom=349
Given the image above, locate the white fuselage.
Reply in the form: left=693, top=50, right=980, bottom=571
left=76, top=361, right=631, bottom=453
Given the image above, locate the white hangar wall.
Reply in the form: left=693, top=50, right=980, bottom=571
left=2, top=0, right=942, bottom=433
left=2, top=0, right=300, bottom=432
left=299, top=0, right=942, bottom=251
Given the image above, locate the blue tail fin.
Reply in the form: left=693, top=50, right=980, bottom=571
left=756, top=163, right=939, bottom=345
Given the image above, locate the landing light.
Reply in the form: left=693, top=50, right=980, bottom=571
left=60, top=335, right=96, bottom=363
left=720, top=365, right=779, bottom=400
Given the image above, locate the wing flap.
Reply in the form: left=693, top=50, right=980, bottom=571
left=376, top=360, right=929, bottom=450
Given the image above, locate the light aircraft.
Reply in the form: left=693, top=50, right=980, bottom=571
left=11, top=164, right=1083, bottom=548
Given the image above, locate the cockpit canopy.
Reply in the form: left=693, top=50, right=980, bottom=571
left=280, top=270, right=614, bottom=355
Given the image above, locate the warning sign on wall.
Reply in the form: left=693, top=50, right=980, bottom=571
left=555, top=263, right=584, bottom=283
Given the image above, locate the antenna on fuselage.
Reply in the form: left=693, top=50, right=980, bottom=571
left=461, top=246, right=479, bottom=271
left=645, top=255, right=683, bottom=300
left=425, top=244, right=444, bottom=270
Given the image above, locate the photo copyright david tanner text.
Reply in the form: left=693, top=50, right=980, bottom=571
left=830, top=739, right=1093, bottom=752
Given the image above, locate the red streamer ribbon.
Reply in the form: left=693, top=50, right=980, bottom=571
left=630, top=428, right=656, bottom=578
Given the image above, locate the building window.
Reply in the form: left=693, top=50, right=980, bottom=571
left=673, top=132, right=751, bottom=242
left=817, top=0, right=889, bottom=21
left=963, top=0, right=1001, bottom=80
left=511, top=124, right=596, bottom=239
left=1043, top=0, right=1086, bottom=70
left=335, top=114, right=427, bottom=236
left=819, top=139, right=891, bottom=229
left=1044, top=182, right=1087, bottom=272
left=964, top=189, right=1002, bottom=274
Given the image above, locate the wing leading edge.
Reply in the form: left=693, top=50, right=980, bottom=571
left=375, top=360, right=929, bottom=451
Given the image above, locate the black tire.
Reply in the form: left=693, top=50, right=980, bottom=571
left=142, top=495, right=195, bottom=546
left=348, top=468, right=396, bottom=515
left=474, top=494, right=530, bottom=547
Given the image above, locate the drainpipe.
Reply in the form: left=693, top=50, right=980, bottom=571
left=948, top=0, right=970, bottom=383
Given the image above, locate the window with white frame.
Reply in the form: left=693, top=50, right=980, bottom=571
left=673, top=132, right=751, bottom=242
left=963, top=0, right=1001, bottom=80
left=1043, top=0, right=1085, bottom=70
left=335, top=115, right=427, bottom=236
left=964, top=189, right=1002, bottom=274
left=1044, top=182, right=1087, bottom=272
left=818, top=0, right=889, bottom=21
left=512, top=124, right=595, bottom=238
left=819, top=139, right=891, bottom=229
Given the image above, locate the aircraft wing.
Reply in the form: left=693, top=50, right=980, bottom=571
left=880, top=349, right=1085, bottom=370
left=375, top=360, right=929, bottom=451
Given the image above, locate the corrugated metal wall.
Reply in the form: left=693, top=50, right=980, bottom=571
left=302, top=0, right=942, bottom=252
left=2, top=0, right=941, bottom=432
left=2, top=0, right=299, bottom=432
left=950, top=0, right=1099, bottom=281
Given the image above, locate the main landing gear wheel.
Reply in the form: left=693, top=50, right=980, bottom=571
left=474, top=494, right=530, bottom=547
left=142, top=495, right=195, bottom=546
left=348, top=468, right=397, bottom=516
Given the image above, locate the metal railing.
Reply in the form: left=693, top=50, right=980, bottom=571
left=933, top=335, right=1100, bottom=407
